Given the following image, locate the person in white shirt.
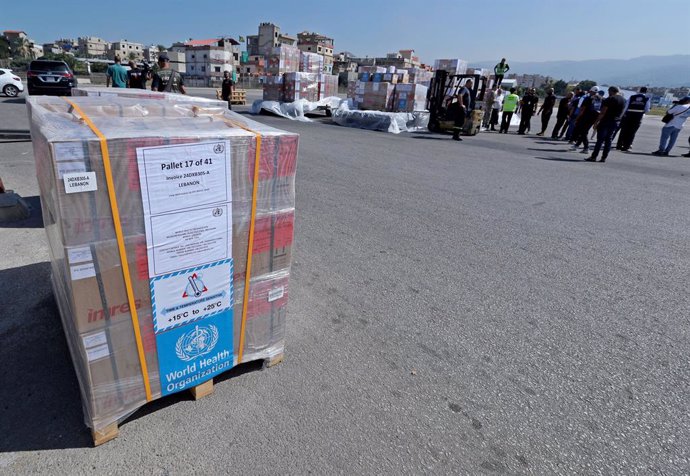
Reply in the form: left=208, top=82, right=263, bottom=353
left=490, top=88, right=504, bottom=131
left=653, top=96, right=690, bottom=156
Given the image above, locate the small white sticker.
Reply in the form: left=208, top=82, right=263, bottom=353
left=67, top=246, right=93, bottom=264
left=63, top=171, right=98, bottom=194
left=85, top=343, right=110, bottom=362
left=70, top=262, right=96, bottom=281
left=83, top=331, right=108, bottom=349
left=268, top=286, right=284, bottom=302
left=57, top=161, right=88, bottom=179
left=54, top=142, right=87, bottom=162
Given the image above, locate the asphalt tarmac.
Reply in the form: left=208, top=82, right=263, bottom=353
left=1, top=91, right=688, bottom=474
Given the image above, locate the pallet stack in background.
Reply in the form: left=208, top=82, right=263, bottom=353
left=262, top=49, right=339, bottom=103
left=347, top=63, right=434, bottom=113
left=266, top=45, right=301, bottom=75
left=27, top=94, right=298, bottom=442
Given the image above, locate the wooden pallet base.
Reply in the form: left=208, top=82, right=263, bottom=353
left=92, top=422, right=119, bottom=446
left=90, top=353, right=283, bottom=446
left=230, top=100, right=246, bottom=105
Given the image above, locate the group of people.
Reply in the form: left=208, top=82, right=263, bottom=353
left=480, top=83, right=690, bottom=161
left=105, top=53, right=186, bottom=94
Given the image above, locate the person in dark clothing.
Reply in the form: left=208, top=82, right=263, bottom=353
left=536, top=88, right=556, bottom=136
left=551, top=92, right=573, bottom=139
left=446, top=95, right=466, bottom=141
left=570, top=87, right=602, bottom=153
left=221, top=70, right=235, bottom=110
left=565, top=88, right=585, bottom=141
left=517, top=88, right=538, bottom=134
left=616, top=87, right=650, bottom=151
left=587, top=86, right=626, bottom=163
left=493, top=58, right=510, bottom=87
left=127, top=61, right=146, bottom=89
left=151, top=53, right=186, bottom=94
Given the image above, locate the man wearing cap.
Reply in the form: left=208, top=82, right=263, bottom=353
left=652, top=96, right=690, bottom=156
left=616, top=87, right=651, bottom=151
left=151, top=53, right=186, bottom=94
left=570, top=86, right=602, bottom=154
left=587, top=86, right=626, bottom=162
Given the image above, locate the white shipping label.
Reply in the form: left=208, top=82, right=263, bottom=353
left=137, top=141, right=231, bottom=216
left=148, top=205, right=230, bottom=276
left=85, top=343, right=110, bottom=362
left=70, top=262, right=96, bottom=281
left=53, top=142, right=87, bottom=162
left=83, top=331, right=108, bottom=349
left=67, top=246, right=93, bottom=264
left=63, top=171, right=97, bottom=194
left=268, top=286, right=284, bottom=302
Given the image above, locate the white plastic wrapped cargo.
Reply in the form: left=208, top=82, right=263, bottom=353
left=332, top=100, right=429, bottom=134
left=71, top=86, right=228, bottom=108
left=27, top=95, right=299, bottom=443
left=251, top=96, right=342, bottom=121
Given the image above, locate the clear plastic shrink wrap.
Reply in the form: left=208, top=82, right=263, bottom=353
left=27, top=94, right=298, bottom=437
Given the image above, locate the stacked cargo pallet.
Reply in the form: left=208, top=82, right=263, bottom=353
left=27, top=94, right=298, bottom=445
left=348, top=64, right=432, bottom=113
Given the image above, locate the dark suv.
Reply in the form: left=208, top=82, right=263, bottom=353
left=27, top=59, right=77, bottom=96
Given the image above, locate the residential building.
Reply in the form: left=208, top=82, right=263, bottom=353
left=55, top=38, right=78, bottom=53
left=240, top=54, right=265, bottom=76
left=2, top=30, right=27, bottom=42
left=78, top=36, right=109, bottom=58
left=246, top=22, right=297, bottom=56
left=42, top=43, right=62, bottom=55
left=3, top=30, right=41, bottom=59
left=398, top=49, right=420, bottom=67
left=333, top=52, right=357, bottom=75
left=350, top=49, right=420, bottom=70
left=297, top=31, right=334, bottom=73
left=165, top=49, right=186, bottom=74
left=143, top=45, right=159, bottom=63
left=109, top=40, right=145, bottom=60
left=508, top=73, right=552, bottom=89
left=173, top=38, right=240, bottom=85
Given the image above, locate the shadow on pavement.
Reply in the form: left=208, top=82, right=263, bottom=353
left=527, top=147, right=572, bottom=153
left=1, top=97, right=26, bottom=105
left=0, top=261, right=93, bottom=452
left=0, top=195, right=44, bottom=229
left=411, top=136, right=453, bottom=141
left=534, top=156, right=585, bottom=163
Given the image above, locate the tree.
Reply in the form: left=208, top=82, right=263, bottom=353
left=0, top=36, right=10, bottom=59
left=553, top=79, right=568, bottom=95
left=576, top=79, right=597, bottom=91
left=11, top=37, right=35, bottom=59
left=128, top=52, right=137, bottom=61
left=156, top=44, right=167, bottom=52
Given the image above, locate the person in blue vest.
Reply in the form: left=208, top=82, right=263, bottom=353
left=616, top=87, right=651, bottom=151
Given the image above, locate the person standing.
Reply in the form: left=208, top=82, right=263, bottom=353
left=551, top=92, right=573, bottom=139
left=221, top=70, right=235, bottom=110
left=570, top=86, right=602, bottom=154
left=536, top=88, right=556, bottom=136
left=616, top=87, right=651, bottom=151
left=500, top=87, right=520, bottom=133
left=445, top=94, right=466, bottom=141
left=106, top=56, right=128, bottom=88
left=518, top=88, right=538, bottom=134
left=127, top=61, right=146, bottom=89
left=151, top=53, right=186, bottom=94
left=493, top=58, right=510, bottom=87
left=565, top=88, right=586, bottom=141
left=490, top=88, right=504, bottom=131
left=652, top=96, right=690, bottom=156
left=586, top=86, right=626, bottom=162
left=482, top=86, right=497, bottom=129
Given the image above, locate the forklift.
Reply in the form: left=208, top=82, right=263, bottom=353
left=426, top=71, right=488, bottom=136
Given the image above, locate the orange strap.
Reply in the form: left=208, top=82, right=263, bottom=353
left=225, top=117, right=262, bottom=364
left=62, top=98, right=153, bottom=401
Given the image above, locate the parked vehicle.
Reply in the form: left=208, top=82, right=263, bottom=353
left=27, top=59, right=77, bottom=96
left=0, top=68, right=24, bottom=97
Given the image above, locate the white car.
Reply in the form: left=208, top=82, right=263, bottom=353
left=0, top=68, right=24, bottom=97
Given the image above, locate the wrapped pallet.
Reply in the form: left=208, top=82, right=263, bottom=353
left=266, top=45, right=301, bottom=75
left=392, top=84, right=428, bottom=112
left=299, top=52, right=324, bottom=74
left=354, top=81, right=395, bottom=111
left=71, top=87, right=225, bottom=107
left=433, top=59, right=468, bottom=75
left=282, top=73, right=339, bottom=103
left=27, top=95, right=298, bottom=444
left=263, top=75, right=285, bottom=101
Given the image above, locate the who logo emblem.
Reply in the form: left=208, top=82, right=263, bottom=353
left=175, top=324, right=219, bottom=361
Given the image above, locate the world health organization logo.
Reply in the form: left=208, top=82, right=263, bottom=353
left=175, top=324, right=219, bottom=362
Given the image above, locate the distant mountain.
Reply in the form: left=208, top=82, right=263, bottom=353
left=471, top=55, right=690, bottom=88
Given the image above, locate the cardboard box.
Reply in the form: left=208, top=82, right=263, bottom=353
left=433, top=59, right=468, bottom=75
left=266, top=46, right=300, bottom=75
left=392, top=84, right=429, bottom=112
left=299, top=52, right=324, bottom=74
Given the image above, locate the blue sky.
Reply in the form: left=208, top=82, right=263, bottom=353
left=4, top=0, right=688, bottom=63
